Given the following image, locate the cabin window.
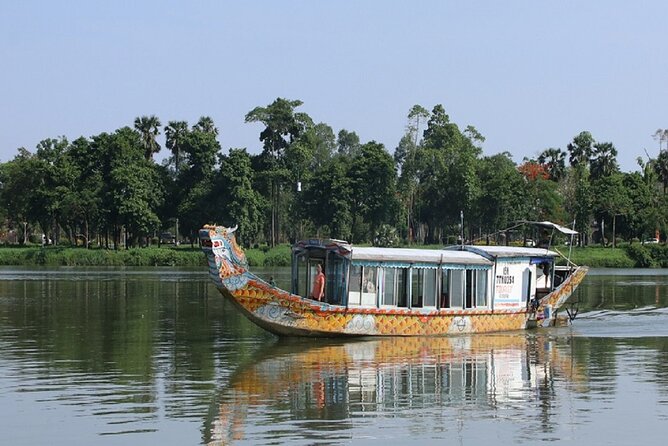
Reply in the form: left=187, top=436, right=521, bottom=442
left=295, top=254, right=307, bottom=298
left=325, top=255, right=346, bottom=305
left=296, top=255, right=323, bottom=299
left=348, top=265, right=362, bottom=306
left=475, top=271, right=488, bottom=307
left=465, top=270, right=474, bottom=309
left=411, top=268, right=438, bottom=308
left=411, top=268, right=423, bottom=308
left=361, top=267, right=378, bottom=307
left=450, top=270, right=464, bottom=308
left=466, top=270, right=488, bottom=309
left=423, top=269, right=437, bottom=308
left=397, top=269, right=408, bottom=307
left=440, top=269, right=450, bottom=308
left=382, top=268, right=396, bottom=306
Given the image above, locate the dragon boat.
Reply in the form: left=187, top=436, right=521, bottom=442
left=199, top=224, right=587, bottom=337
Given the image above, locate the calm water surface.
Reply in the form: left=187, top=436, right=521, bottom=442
left=1, top=266, right=668, bottom=445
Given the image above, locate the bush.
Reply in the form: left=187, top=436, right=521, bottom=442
left=245, top=244, right=291, bottom=267
left=244, top=249, right=266, bottom=267
left=374, top=224, right=400, bottom=247
left=645, top=244, right=668, bottom=267
left=0, top=248, right=29, bottom=265
left=625, top=244, right=658, bottom=268
left=264, top=245, right=292, bottom=266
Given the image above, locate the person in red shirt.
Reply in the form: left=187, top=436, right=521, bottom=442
left=310, top=264, right=325, bottom=301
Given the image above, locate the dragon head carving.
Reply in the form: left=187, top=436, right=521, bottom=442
left=202, top=225, right=249, bottom=290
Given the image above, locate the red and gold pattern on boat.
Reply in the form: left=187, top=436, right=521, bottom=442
left=220, top=277, right=563, bottom=337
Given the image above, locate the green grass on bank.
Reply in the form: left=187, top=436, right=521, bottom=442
left=0, top=244, right=294, bottom=267
left=556, top=243, right=668, bottom=268
left=0, top=243, right=666, bottom=268
left=0, top=246, right=206, bottom=267
left=556, top=246, right=635, bottom=268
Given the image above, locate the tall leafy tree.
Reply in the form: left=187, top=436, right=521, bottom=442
left=282, top=124, right=336, bottom=241
left=288, top=122, right=335, bottom=175
left=621, top=169, right=660, bottom=241
left=407, top=104, right=430, bottom=146
left=654, top=150, right=668, bottom=194
left=178, top=128, right=221, bottom=243
left=591, top=173, right=630, bottom=247
left=245, top=98, right=313, bottom=246
left=653, top=129, right=668, bottom=152
left=394, top=133, right=419, bottom=242
left=303, top=156, right=353, bottom=240
left=34, top=137, right=72, bottom=243
left=476, top=153, right=527, bottom=241
left=336, top=129, right=360, bottom=157
left=107, top=127, right=163, bottom=246
left=60, top=136, right=104, bottom=246
left=0, top=148, right=43, bottom=242
left=134, top=115, right=162, bottom=160
left=562, top=164, right=592, bottom=246
left=214, top=148, right=265, bottom=246
left=245, top=98, right=312, bottom=158
left=420, top=105, right=481, bottom=242
left=349, top=141, right=399, bottom=243
left=422, top=105, right=464, bottom=151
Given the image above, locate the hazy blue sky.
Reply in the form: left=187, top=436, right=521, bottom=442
left=2, top=1, right=667, bottom=171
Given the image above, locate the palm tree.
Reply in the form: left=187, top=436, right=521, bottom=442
left=134, top=115, right=162, bottom=160
left=567, top=131, right=594, bottom=168
left=164, top=121, right=189, bottom=245
left=537, top=147, right=566, bottom=181
left=590, top=142, right=619, bottom=180
left=193, top=116, right=218, bottom=136
left=165, top=120, right=189, bottom=175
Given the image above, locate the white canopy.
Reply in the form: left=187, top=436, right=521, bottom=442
left=526, top=220, right=578, bottom=236
left=453, top=245, right=558, bottom=259
left=351, top=247, right=492, bottom=266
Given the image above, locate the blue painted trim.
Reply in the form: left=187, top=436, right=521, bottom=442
left=351, top=260, right=490, bottom=270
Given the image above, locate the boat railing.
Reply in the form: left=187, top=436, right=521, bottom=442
left=553, top=247, right=579, bottom=269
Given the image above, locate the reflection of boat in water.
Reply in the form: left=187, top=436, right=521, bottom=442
left=205, top=334, right=586, bottom=445
left=200, top=224, right=587, bottom=337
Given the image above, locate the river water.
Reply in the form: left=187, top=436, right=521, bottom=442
left=1, top=266, right=668, bottom=445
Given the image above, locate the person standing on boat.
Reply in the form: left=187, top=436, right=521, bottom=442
left=310, top=264, right=325, bottom=301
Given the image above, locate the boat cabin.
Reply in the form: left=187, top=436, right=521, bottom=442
left=292, top=240, right=562, bottom=311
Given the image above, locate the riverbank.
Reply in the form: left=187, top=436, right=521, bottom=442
left=0, top=243, right=665, bottom=268
left=0, top=244, right=292, bottom=267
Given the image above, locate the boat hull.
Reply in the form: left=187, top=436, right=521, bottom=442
left=210, top=268, right=587, bottom=337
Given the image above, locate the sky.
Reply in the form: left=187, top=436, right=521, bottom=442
left=1, top=0, right=667, bottom=172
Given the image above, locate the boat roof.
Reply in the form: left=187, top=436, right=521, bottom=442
left=351, top=247, right=492, bottom=266
left=449, top=245, right=558, bottom=260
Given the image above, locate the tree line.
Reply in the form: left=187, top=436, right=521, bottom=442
left=1, top=98, right=667, bottom=249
